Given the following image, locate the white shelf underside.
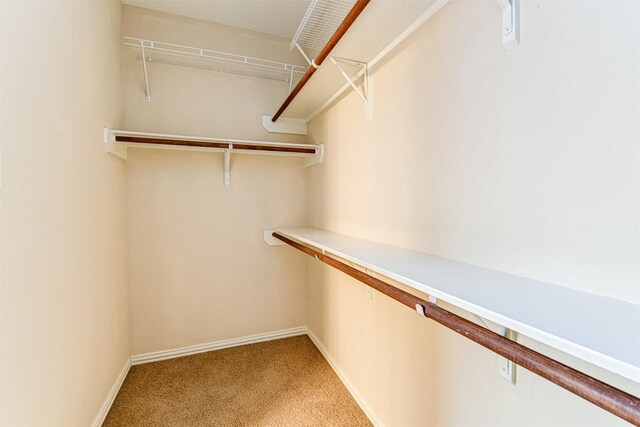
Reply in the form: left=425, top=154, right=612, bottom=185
left=275, top=227, right=640, bottom=384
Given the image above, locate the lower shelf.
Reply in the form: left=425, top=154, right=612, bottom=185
left=273, top=227, right=640, bottom=425
left=274, top=227, right=640, bottom=384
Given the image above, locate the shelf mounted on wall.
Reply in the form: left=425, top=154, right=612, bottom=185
left=285, top=0, right=373, bottom=121
left=265, top=0, right=523, bottom=123
left=271, top=0, right=370, bottom=122
left=124, top=37, right=307, bottom=102
left=103, top=128, right=323, bottom=186
left=270, top=227, right=640, bottom=426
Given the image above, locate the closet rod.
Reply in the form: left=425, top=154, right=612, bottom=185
left=272, top=232, right=640, bottom=426
left=115, top=136, right=316, bottom=154
left=271, top=0, right=370, bottom=122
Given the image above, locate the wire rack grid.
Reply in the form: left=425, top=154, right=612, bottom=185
left=290, top=0, right=357, bottom=53
left=125, top=37, right=306, bottom=84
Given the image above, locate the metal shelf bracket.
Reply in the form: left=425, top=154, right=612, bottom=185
left=139, top=42, right=151, bottom=101
left=496, top=0, right=519, bottom=51
left=223, top=144, right=232, bottom=186
left=329, top=57, right=371, bottom=121
left=294, top=42, right=313, bottom=68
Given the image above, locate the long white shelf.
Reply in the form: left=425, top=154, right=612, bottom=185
left=103, top=129, right=323, bottom=186
left=275, top=227, right=640, bottom=383
left=104, top=129, right=321, bottom=161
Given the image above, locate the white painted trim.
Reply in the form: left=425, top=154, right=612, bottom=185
left=91, top=358, right=131, bottom=427
left=306, top=328, right=385, bottom=427
left=305, top=0, right=451, bottom=123
left=130, top=326, right=307, bottom=365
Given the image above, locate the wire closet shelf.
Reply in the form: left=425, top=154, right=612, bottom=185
left=290, top=0, right=357, bottom=53
left=125, top=37, right=306, bottom=84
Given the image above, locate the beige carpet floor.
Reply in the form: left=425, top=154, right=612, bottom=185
left=104, top=336, right=372, bottom=426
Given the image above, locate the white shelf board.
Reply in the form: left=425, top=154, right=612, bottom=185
left=281, top=0, right=444, bottom=120
left=275, top=227, right=640, bottom=383
left=104, top=129, right=322, bottom=166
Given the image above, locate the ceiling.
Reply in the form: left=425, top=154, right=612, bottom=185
left=121, top=0, right=311, bottom=39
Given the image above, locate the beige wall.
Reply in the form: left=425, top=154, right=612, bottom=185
left=307, top=1, right=639, bottom=426
left=122, top=6, right=309, bottom=355
left=0, top=1, right=129, bottom=426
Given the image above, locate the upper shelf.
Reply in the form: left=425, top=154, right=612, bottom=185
left=275, top=227, right=640, bottom=384
left=125, top=37, right=306, bottom=86
left=280, top=0, right=446, bottom=121
left=291, top=0, right=357, bottom=54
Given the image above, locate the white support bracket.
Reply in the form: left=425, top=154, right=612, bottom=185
left=139, top=42, right=151, bottom=101
left=223, top=144, right=232, bottom=186
left=329, top=57, right=372, bottom=121
left=103, top=128, right=127, bottom=160
left=294, top=42, right=313, bottom=67
left=416, top=294, right=438, bottom=316
left=263, top=229, right=286, bottom=246
left=261, top=115, right=308, bottom=135
left=304, top=144, right=323, bottom=168
left=498, top=327, right=518, bottom=384
left=496, top=0, right=519, bottom=51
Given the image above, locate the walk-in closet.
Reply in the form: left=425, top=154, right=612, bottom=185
left=1, top=0, right=639, bottom=426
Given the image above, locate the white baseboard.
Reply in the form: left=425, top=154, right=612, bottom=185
left=130, top=326, right=308, bottom=365
left=92, top=327, right=379, bottom=427
left=306, top=328, right=385, bottom=427
left=91, top=357, right=131, bottom=427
